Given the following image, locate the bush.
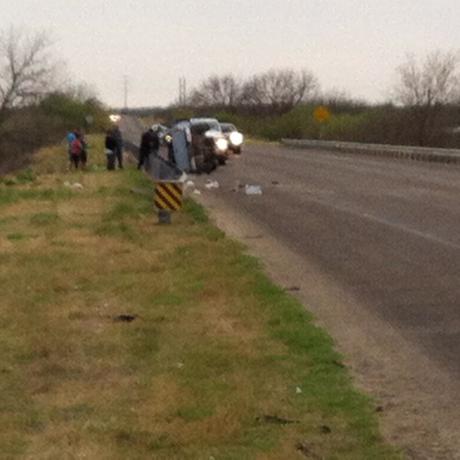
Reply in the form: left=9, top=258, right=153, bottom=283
left=0, top=93, right=109, bottom=175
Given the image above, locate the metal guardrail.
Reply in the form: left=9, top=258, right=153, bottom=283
left=281, top=139, right=460, bottom=165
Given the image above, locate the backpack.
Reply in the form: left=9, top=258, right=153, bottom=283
left=70, top=138, right=83, bottom=156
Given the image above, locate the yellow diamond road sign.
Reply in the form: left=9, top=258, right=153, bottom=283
left=314, top=106, right=331, bottom=123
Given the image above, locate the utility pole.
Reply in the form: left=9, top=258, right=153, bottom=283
left=123, top=75, right=129, bottom=110
left=178, top=77, right=187, bottom=106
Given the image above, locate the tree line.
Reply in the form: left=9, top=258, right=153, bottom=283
left=165, top=50, right=460, bottom=148
left=0, top=27, right=109, bottom=174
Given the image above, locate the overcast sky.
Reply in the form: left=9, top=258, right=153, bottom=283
left=1, top=0, right=459, bottom=108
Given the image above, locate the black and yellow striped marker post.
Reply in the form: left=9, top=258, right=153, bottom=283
left=154, top=181, right=183, bottom=224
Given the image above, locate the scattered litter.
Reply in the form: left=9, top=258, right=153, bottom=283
left=63, top=181, right=71, bottom=187
left=296, top=442, right=319, bottom=459
left=245, top=184, right=262, bottom=195
left=176, top=362, right=185, bottom=369
left=205, top=180, right=220, bottom=190
left=193, top=189, right=202, bottom=196
left=183, top=180, right=196, bottom=194
left=256, top=415, right=299, bottom=425
left=113, top=314, right=137, bottom=323
left=296, top=387, right=303, bottom=394
left=71, top=182, right=84, bottom=190
left=320, top=425, right=332, bottom=434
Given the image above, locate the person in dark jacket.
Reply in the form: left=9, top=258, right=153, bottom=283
left=105, top=129, right=117, bottom=170
left=112, top=125, right=124, bottom=169
left=137, top=128, right=159, bottom=170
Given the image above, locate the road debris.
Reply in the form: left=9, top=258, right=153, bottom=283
left=64, top=182, right=84, bottom=190
left=205, top=180, right=220, bottom=190
left=256, top=415, right=300, bottom=425
left=113, top=314, right=137, bottom=323
left=296, top=442, right=320, bottom=459
left=332, top=359, right=345, bottom=368
left=245, top=184, right=262, bottom=195
left=184, top=180, right=196, bottom=190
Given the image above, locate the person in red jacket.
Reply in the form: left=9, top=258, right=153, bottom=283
left=69, top=132, right=83, bottom=169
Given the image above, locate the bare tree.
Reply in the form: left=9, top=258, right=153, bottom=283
left=0, top=27, right=57, bottom=117
left=241, top=68, right=318, bottom=114
left=394, top=50, right=460, bottom=145
left=189, top=74, right=242, bottom=108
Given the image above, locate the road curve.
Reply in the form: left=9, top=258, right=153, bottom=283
left=193, top=144, right=460, bottom=459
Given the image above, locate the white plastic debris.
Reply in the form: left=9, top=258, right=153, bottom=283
left=184, top=180, right=196, bottom=193
left=205, top=180, right=220, bottom=190
left=193, top=189, right=202, bottom=196
left=245, top=184, right=262, bottom=195
left=71, top=182, right=84, bottom=190
left=176, top=362, right=184, bottom=369
left=296, top=387, right=303, bottom=394
left=63, top=181, right=71, bottom=187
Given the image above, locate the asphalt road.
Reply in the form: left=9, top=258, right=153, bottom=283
left=193, top=144, right=460, bottom=457
left=201, top=145, right=460, bottom=373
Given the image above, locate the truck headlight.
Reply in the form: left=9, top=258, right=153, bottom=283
left=229, top=132, right=244, bottom=146
left=216, top=138, right=229, bottom=152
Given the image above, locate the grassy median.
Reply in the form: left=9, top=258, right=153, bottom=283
left=0, top=138, right=400, bottom=459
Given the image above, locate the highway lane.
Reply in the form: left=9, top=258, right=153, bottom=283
left=198, top=145, right=460, bottom=370
left=193, top=144, right=460, bottom=457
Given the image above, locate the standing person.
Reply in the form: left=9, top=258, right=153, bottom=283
left=105, top=129, right=117, bottom=170
left=66, top=130, right=77, bottom=169
left=137, top=127, right=159, bottom=171
left=112, top=125, right=124, bottom=169
left=69, top=133, right=83, bottom=169
left=78, top=130, right=88, bottom=169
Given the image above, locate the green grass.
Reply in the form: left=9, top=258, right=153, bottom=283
left=0, top=136, right=402, bottom=459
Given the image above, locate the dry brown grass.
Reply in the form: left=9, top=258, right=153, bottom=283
left=0, top=136, right=400, bottom=459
